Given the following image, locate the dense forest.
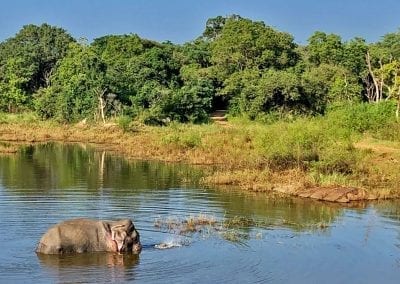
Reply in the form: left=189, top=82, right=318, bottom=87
left=1, top=15, right=400, bottom=124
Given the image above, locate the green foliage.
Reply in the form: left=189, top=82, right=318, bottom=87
left=371, top=30, right=400, bottom=64
left=180, top=40, right=212, bottom=68
left=166, top=80, right=213, bottom=123
left=211, top=17, right=298, bottom=78
left=92, top=34, right=150, bottom=103
left=342, top=37, right=368, bottom=75
left=131, top=78, right=213, bottom=125
left=302, top=64, right=362, bottom=106
left=255, top=119, right=326, bottom=169
left=225, top=68, right=328, bottom=119
left=252, top=101, right=397, bottom=175
left=0, top=112, right=39, bottom=124
left=34, top=42, right=106, bottom=122
left=33, top=87, right=55, bottom=119
left=326, top=101, right=396, bottom=133
left=0, top=23, right=74, bottom=110
left=0, top=57, right=31, bottom=112
left=307, top=31, right=344, bottom=66
left=117, top=115, right=135, bottom=132
left=1, top=17, right=400, bottom=124
left=162, top=127, right=202, bottom=149
left=312, top=143, right=362, bottom=176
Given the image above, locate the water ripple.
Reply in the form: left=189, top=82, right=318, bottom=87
left=1, top=144, right=400, bottom=283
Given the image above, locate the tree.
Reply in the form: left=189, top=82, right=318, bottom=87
left=365, top=31, right=400, bottom=103
left=307, top=31, right=344, bottom=66
left=223, top=68, right=323, bottom=119
left=0, top=57, right=31, bottom=112
left=342, top=37, right=368, bottom=76
left=376, top=60, right=400, bottom=119
left=201, top=15, right=242, bottom=41
left=0, top=24, right=74, bottom=93
left=92, top=34, right=151, bottom=103
left=34, top=42, right=107, bottom=122
left=302, top=64, right=362, bottom=105
left=373, top=30, right=400, bottom=61
left=180, top=39, right=212, bottom=68
left=209, top=16, right=299, bottom=114
left=211, top=17, right=298, bottom=78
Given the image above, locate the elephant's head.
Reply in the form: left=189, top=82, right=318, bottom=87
left=109, top=220, right=142, bottom=254
left=124, top=227, right=142, bottom=254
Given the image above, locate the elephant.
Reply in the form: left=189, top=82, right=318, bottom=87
left=35, top=218, right=142, bottom=255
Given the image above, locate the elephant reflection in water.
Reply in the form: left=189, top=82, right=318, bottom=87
left=36, top=252, right=140, bottom=268
left=37, top=253, right=139, bottom=282
left=36, top=218, right=142, bottom=254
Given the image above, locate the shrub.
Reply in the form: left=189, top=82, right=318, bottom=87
left=326, top=101, right=396, bottom=133
left=117, top=115, right=133, bottom=132
left=255, top=119, right=326, bottom=169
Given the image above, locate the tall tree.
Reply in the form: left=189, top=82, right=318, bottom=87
left=35, top=42, right=106, bottom=122
left=211, top=17, right=298, bottom=77
left=0, top=24, right=74, bottom=92
left=201, top=15, right=242, bottom=41
left=307, top=31, right=343, bottom=66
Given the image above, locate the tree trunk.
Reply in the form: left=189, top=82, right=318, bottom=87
left=95, top=88, right=107, bottom=124
left=99, top=96, right=105, bottom=124
left=397, top=92, right=400, bottom=122
left=366, top=51, right=381, bottom=102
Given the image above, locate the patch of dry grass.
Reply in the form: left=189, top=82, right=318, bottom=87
left=0, top=143, right=19, bottom=154
left=154, top=214, right=217, bottom=234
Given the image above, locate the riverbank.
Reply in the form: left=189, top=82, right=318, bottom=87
left=1, top=107, right=400, bottom=203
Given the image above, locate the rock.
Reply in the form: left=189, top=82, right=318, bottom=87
left=296, top=186, right=373, bottom=203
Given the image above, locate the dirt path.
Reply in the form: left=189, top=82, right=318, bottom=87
left=355, top=137, right=400, bottom=155
left=210, top=110, right=229, bottom=126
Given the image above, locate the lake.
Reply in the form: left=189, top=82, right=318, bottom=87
left=0, top=143, right=399, bottom=283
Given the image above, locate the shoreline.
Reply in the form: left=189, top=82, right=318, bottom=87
left=0, top=120, right=398, bottom=203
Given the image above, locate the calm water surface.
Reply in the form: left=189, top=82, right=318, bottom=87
left=0, top=143, right=399, bottom=283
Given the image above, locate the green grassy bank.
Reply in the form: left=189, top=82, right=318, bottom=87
left=1, top=102, right=400, bottom=202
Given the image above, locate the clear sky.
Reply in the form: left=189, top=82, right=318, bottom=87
left=1, top=0, right=400, bottom=44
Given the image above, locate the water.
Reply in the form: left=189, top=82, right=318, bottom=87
left=0, top=143, right=399, bottom=283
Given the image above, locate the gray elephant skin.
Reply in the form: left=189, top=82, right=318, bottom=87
left=35, top=218, right=142, bottom=254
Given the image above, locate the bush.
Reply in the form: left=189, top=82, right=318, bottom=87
left=326, top=101, right=396, bottom=133
left=161, top=127, right=202, bottom=149
left=131, top=80, right=214, bottom=125
left=255, top=119, right=326, bottom=169
left=312, top=143, right=361, bottom=175
left=117, top=115, right=133, bottom=132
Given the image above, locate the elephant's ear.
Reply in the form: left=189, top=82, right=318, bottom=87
left=110, top=224, right=126, bottom=240
left=131, top=228, right=140, bottom=242
left=101, top=222, right=112, bottom=234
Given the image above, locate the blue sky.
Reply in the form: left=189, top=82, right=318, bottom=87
left=1, top=0, right=399, bottom=44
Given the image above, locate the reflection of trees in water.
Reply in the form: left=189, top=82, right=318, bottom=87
left=212, top=189, right=348, bottom=232
left=0, top=143, right=203, bottom=194
left=373, top=200, right=400, bottom=222
left=3, top=142, right=393, bottom=234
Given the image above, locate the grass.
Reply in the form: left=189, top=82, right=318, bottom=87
left=154, top=214, right=217, bottom=234
left=1, top=101, right=400, bottom=201
left=0, top=143, right=20, bottom=154
left=153, top=214, right=333, bottom=243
